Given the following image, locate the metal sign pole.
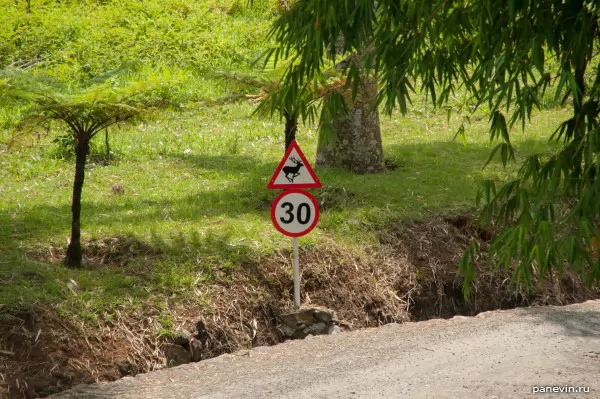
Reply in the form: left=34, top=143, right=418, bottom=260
left=293, top=237, right=300, bottom=309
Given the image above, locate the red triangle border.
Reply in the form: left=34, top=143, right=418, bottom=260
left=267, top=140, right=322, bottom=189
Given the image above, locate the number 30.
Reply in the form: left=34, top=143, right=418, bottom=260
left=280, top=202, right=311, bottom=225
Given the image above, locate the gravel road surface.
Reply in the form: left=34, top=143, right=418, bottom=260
left=51, top=300, right=600, bottom=399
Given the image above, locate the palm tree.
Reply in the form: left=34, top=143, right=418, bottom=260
left=213, top=63, right=348, bottom=152
left=5, top=71, right=165, bottom=267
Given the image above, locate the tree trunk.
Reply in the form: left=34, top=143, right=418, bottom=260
left=65, top=137, right=89, bottom=268
left=316, top=75, right=384, bottom=173
left=570, top=60, right=588, bottom=182
left=284, top=110, right=297, bottom=151
left=105, top=128, right=110, bottom=159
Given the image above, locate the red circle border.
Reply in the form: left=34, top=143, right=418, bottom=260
left=270, top=189, right=320, bottom=237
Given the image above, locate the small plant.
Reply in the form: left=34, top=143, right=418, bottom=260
left=50, top=128, right=118, bottom=164
left=157, top=314, right=177, bottom=339
left=51, top=132, right=75, bottom=158
left=4, top=69, right=177, bottom=267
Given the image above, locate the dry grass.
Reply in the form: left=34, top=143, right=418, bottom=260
left=381, top=216, right=600, bottom=320
left=3, top=216, right=600, bottom=398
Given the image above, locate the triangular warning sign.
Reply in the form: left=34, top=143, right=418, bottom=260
left=267, top=140, right=322, bottom=190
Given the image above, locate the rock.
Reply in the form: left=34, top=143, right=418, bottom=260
left=280, top=309, right=314, bottom=326
left=172, top=329, right=190, bottom=347
left=190, top=338, right=203, bottom=362
left=194, top=320, right=210, bottom=345
left=313, top=309, right=335, bottom=323
left=195, top=320, right=206, bottom=335
left=304, top=322, right=328, bottom=336
left=163, top=343, right=191, bottom=367
left=117, top=360, right=138, bottom=377
left=111, top=184, right=124, bottom=195
left=279, top=307, right=339, bottom=340
left=277, top=324, right=296, bottom=339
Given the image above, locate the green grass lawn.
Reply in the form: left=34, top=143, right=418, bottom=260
left=0, top=96, right=569, bottom=321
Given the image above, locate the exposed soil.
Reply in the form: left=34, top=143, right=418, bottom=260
left=27, top=235, right=162, bottom=271
left=381, top=215, right=599, bottom=320
left=2, top=215, right=600, bottom=398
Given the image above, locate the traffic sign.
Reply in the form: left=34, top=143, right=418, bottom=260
left=270, top=189, right=320, bottom=237
left=267, top=140, right=322, bottom=190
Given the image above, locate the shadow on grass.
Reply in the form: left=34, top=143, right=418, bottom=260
left=167, top=153, right=278, bottom=174
left=0, top=139, right=546, bottom=252
left=0, top=227, right=261, bottom=309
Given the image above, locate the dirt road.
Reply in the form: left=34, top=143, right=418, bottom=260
left=52, top=301, right=600, bottom=399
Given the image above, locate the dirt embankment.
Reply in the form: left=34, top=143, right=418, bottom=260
left=2, top=216, right=600, bottom=398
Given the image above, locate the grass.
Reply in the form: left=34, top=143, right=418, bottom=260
left=0, top=0, right=277, bottom=80
left=0, top=97, right=569, bottom=320
left=0, top=0, right=572, bottom=331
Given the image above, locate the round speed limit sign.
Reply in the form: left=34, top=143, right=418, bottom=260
left=271, top=189, right=320, bottom=237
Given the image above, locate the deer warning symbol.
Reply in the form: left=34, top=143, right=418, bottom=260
left=267, top=140, right=322, bottom=190
left=283, top=156, right=304, bottom=183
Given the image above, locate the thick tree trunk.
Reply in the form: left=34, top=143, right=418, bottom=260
left=65, top=137, right=89, bottom=268
left=316, top=75, right=384, bottom=173
left=284, top=110, right=297, bottom=151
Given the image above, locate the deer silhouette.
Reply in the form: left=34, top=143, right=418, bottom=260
left=282, top=156, right=304, bottom=183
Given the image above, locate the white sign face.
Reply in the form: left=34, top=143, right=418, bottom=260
left=271, top=189, right=320, bottom=237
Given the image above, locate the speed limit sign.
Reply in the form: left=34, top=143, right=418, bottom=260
left=271, top=189, right=320, bottom=237
left=268, top=141, right=321, bottom=309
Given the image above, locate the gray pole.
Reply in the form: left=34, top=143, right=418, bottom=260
left=293, top=237, right=300, bottom=308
